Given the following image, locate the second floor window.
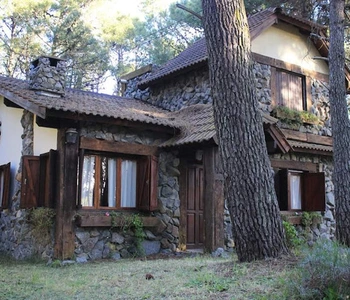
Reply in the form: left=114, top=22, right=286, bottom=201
left=276, top=70, right=306, bottom=111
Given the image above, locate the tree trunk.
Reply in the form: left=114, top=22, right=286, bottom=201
left=329, top=0, right=350, bottom=246
left=201, top=0, right=288, bottom=261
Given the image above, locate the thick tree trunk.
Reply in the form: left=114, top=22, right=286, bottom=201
left=201, top=0, right=288, bottom=261
left=329, top=0, right=350, bottom=246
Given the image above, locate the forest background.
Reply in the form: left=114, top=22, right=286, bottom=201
left=0, top=0, right=348, bottom=94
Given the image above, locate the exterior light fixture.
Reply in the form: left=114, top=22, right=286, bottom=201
left=65, top=128, right=78, bottom=144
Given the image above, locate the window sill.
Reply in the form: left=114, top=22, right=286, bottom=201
left=280, top=211, right=302, bottom=225
left=75, top=213, right=165, bottom=231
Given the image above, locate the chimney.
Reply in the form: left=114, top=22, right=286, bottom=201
left=29, top=56, right=66, bottom=96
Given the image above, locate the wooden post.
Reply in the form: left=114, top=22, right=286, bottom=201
left=203, top=147, right=224, bottom=252
left=54, top=128, right=79, bottom=259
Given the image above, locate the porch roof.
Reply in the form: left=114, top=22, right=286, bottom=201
left=0, top=75, right=182, bottom=130
left=161, top=104, right=279, bottom=147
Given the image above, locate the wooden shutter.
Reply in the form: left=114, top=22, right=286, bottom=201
left=0, top=162, right=11, bottom=209
left=137, top=156, right=158, bottom=212
left=302, top=172, right=325, bottom=211
left=274, top=168, right=288, bottom=211
left=21, top=156, right=40, bottom=209
left=39, top=150, right=58, bottom=208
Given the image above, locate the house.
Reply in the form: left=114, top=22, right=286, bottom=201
left=122, top=7, right=350, bottom=247
left=0, top=8, right=347, bottom=261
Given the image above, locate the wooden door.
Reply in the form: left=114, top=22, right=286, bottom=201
left=185, top=165, right=204, bottom=249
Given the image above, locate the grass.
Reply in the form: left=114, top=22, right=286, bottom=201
left=0, top=253, right=297, bottom=300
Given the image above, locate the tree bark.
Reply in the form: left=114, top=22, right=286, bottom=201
left=329, top=0, right=350, bottom=246
left=201, top=0, right=288, bottom=261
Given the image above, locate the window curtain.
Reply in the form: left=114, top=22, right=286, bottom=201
left=81, top=155, right=95, bottom=206
left=121, top=160, right=137, bottom=207
left=108, top=158, right=117, bottom=207
left=290, top=173, right=302, bottom=210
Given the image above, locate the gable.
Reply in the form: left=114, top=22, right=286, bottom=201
left=251, top=23, right=329, bottom=75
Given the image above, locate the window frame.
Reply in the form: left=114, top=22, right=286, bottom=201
left=0, top=162, right=11, bottom=209
left=78, top=150, right=158, bottom=212
left=274, top=69, right=307, bottom=111
left=274, top=168, right=325, bottom=212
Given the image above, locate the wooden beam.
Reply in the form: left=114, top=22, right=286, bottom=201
left=270, top=158, right=317, bottom=172
left=0, top=89, right=46, bottom=118
left=80, top=137, right=158, bottom=156
left=265, top=124, right=291, bottom=154
left=252, top=53, right=330, bottom=83
left=46, top=109, right=177, bottom=134
left=203, top=147, right=224, bottom=252
left=281, top=129, right=333, bottom=146
left=54, top=128, right=79, bottom=260
left=120, top=65, right=153, bottom=81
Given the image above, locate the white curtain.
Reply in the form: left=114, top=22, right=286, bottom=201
left=108, top=158, right=117, bottom=207
left=290, top=173, right=302, bottom=210
left=0, top=171, right=4, bottom=207
left=81, top=156, right=95, bottom=206
left=121, top=160, right=137, bottom=208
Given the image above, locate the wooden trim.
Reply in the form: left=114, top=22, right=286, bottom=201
left=251, top=14, right=277, bottom=40
left=265, top=124, right=291, bottom=153
left=291, top=147, right=333, bottom=156
left=1, top=92, right=46, bottom=118
left=75, top=214, right=162, bottom=228
left=120, top=65, right=153, bottom=81
left=252, top=52, right=329, bottom=83
left=46, top=109, right=178, bottom=134
left=270, top=159, right=317, bottom=172
left=305, top=76, right=313, bottom=112
left=80, top=137, right=158, bottom=156
left=281, top=129, right=333, bottom=146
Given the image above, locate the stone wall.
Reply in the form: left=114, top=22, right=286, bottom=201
left=74, top=125, right=181, bottom=261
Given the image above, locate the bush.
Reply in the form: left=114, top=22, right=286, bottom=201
left=288, top=239, right=350, bottom=299
left=283, top=221, right=302, bottom=249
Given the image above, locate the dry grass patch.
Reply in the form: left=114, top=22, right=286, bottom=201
left=0, top=253, right=296, bottom=299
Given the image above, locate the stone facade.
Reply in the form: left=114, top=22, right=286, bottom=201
left=74, top=125, right=180, bottom=261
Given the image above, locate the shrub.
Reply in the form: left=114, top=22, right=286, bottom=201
left=283, top=220, right=302, bottom=249
left=288, top=239, right=350, bottom=299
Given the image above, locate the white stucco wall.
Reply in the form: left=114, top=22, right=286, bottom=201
left=252, top=23, right=329, bottom=75
left=0, top=97, right=23, bottom=198
left=34, top=117, right=57, bottom=155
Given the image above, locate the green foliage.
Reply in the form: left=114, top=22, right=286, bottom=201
left=288, top=239, right=350, bottom=299
left=283, top=220, right=302, bottom=249
left=29, top=207, right=55, bottom=244
left=301, top=212, right=322, bottom=228
left=272, top=106, right=319, bottom=126
left=109, top=212, right=145, bottom=256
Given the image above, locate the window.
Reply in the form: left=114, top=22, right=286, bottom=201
left=276, top=69, right=306, bottom=111
left=79, top=152, right=158, bottom=211
left=0, top=162, right=10, bottom=209
left=274, top=169, right=325, bottom=211
left=20, top=150, right=57, bottom=209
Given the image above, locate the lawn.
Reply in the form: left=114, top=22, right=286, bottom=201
left=0, top=253, right=297, bottom=300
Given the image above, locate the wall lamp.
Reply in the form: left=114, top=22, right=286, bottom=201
left=65, top=128, right=78, bottom=144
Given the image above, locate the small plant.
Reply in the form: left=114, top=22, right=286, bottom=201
left=288, top=239, right=350, bottom=299
left=108, top=212, right=145, bottom=257
left=272, top=106, right=319, bottom=126
left=28, top=208, right=55, bottom=244
left=187, top=272, right=230, bottom=292
left=301, top=212, right=322, bottom=228
left=283, top=220, right=302, bottom=249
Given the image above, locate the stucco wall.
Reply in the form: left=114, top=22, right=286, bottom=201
left=252, top=23, right=329, bottom=75
left=33, top=117, right=57, bottom=155
left=0, top=97, right=23, bottom=197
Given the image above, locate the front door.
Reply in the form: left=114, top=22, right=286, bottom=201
left=185, top=165, right=204, bottom=249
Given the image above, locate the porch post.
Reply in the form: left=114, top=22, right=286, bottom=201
left=203, top=146, right=224, bottom=252
left=54, top=128, right=79, bottom=259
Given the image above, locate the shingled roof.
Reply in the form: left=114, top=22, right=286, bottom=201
left=162, top=104, right=279, bottom=147
left=0, top=75, right=181, bottom=129
left=138, top=7, right=327, bottom=89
